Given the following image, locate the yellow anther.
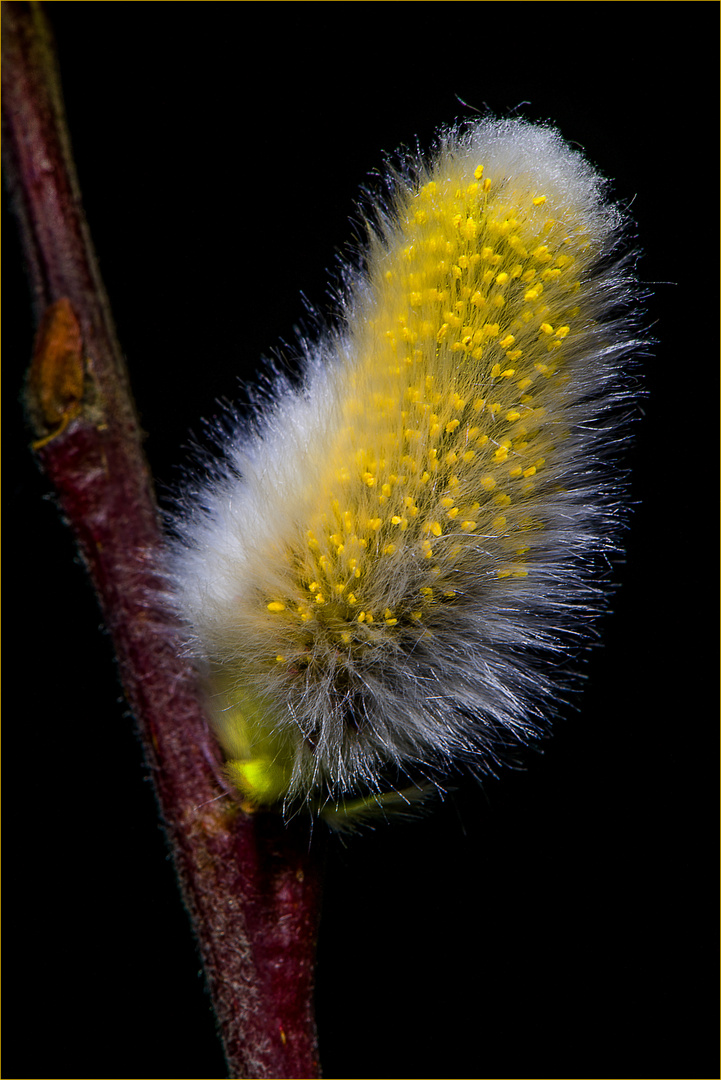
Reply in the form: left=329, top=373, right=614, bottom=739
left=540, top=322, right=554, bottom=335
left=446, top=419, right=460, bottom=433
left=532, top=194, right=547, bottom=205
left=555, top=325, right=570, bottom=338
left=508, top=235, right=528, bottom=257
left=473, top=164, right=484, bottom=180
left=429, top=521, right=443, bottom=537
left=499, top=334, right=515, bottom=349
left=460, top=520, right=476, bottom=532
left=267, top=602, right=285, bottom=612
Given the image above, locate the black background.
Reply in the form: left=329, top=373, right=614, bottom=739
left=4, top=5, right=717, bottom=1079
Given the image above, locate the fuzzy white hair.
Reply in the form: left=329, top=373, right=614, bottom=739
left=167, top=117, right=643, bottom=816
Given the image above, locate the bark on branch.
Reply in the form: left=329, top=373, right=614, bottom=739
left=2, top=4, right=324, bottom=1076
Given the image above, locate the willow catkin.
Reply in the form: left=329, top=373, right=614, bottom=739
left=168, top=117, right=643, bottom=821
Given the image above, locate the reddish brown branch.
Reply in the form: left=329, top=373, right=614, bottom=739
left=2, top=4, right=324, bottom=1076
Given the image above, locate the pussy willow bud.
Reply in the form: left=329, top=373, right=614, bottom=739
left=168, top=117, right=642, bottom=820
